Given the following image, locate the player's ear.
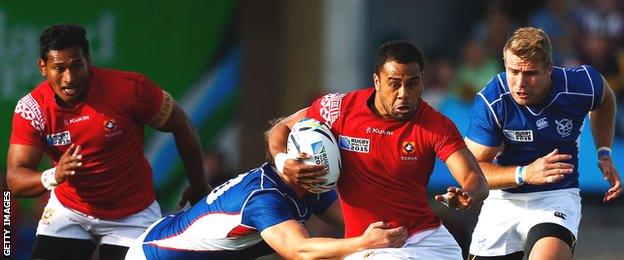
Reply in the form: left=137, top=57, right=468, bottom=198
left=373, top=73, right=380, bottom=91
left=546, top=61, right=553, bottom=77
left=37, top=58, right=47, bottom=77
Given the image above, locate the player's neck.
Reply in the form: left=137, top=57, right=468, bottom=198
left=369, top=92, right=389, bottom=119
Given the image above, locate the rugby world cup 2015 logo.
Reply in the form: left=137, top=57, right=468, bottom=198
left=338, top=135, right=370, bottom=153
left=45, top=131, right=71, bottom=146
left=311, top=141, right=329, bottom=166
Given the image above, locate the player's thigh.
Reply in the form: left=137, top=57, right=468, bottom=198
left=32, top=235, right=95, bottom=260
left=96, top=200, right=162, bottom=247
left=525, top=223, right=575, bottom=259
left=36, top=192, right=93, bottom=240
left=521, top=189, right=581, bottom=239
left=345, top=225, right=462, bottom=260
left=470, top=191, right=525, bottom=256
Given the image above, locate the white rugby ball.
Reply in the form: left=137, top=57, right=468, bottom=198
left=287, top=118, right=341, bottom=192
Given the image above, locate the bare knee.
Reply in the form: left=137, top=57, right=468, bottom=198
left=529, top=237, right=572, bottom=260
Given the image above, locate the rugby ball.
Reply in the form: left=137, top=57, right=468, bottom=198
left=287, top=118, right=341, bottom=192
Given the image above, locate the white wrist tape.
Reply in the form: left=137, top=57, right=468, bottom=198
left=274, top=152, right=289, bottom=174
left=41, top=167, right=58, bottom=190
left=515, top=166, right=526, bottom=185
left=597, top=146, right=612, bottom=158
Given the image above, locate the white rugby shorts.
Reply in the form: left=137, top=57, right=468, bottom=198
left=469, top=188, right=581, bottom=256
left=344, top=225, right=462, bottom=260
left=36, top=191, right=161, bottom=247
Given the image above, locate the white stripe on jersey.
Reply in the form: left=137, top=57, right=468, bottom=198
left=478, top=92, right=502, bottom=129
left=558, top=67, right=569, bottom=92
left=146, top=214, right=262, bottom=251
left=580, top=65, right=596, bottom=110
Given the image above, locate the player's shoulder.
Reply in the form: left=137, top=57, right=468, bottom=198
left=245, top=164, right=285, bottom=193
left=558, top=64, right=599, bottom=76
left=15, top=81, right=52, bottom=112
left=555, top=65, right=601, bottom=94
left=91, top=67, right=151, bottom=87
left=315, top=88, right=370, bottom=105
left=417, top=101, right=458, bottom=130
left=476, top=72, right=508, bottom=103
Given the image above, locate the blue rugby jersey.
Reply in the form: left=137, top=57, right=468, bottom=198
left=140, top=163, right=337, bottom=259
left=467, top=65, right=604, bottom=193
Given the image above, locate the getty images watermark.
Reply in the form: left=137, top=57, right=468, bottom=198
left=3, top=189, right=10, bottom=257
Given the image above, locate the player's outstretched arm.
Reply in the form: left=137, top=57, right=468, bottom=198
left=266, top=108, right=327, bottom=192
left=438, top=148, right=488, bottom=210
left=152, top=97, right=209, bottom=206
left=590, top=76, right=621, bottom=202
left=261, top=220, right=407, bottom=260
left=7, top=143, right=83, bottom=197
left=465, top=138, right=575, bottom=189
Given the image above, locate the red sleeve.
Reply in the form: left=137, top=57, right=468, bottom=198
left=10, top=95, right=44, bottom=147
left=305, top=93, right=347, bottom=127
left=432, top=115, right=467, bottom=162
left=306, top=97, right=324, bottom=122
left=128, top=74, right=164, bottom=123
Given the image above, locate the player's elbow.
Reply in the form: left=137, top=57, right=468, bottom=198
left=6, top=171, right=32, bottom=197
left=478, top=184, right=489, bottom=201
left=474, top=175, right=490, bottom=201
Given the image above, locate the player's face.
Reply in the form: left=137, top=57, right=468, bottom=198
left=373, top=61, right=422, bottom=121
left=504, top=50, right=553, bottom=106
left=38, top=47, right=91, bottom=107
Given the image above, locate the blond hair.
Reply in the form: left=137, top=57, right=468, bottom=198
left=503, top=27, right=552, bottom=66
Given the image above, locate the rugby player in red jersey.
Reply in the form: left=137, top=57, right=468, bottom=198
left=268, top=41, right=489, bottom=259
left=7, top=24, right=209, bottom=260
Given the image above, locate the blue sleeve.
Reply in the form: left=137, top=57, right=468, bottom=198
left=584, top=65, right=604, bottom=111
left=466, top=93, right=502, bottom=147
left=312, top=189, right=338, bottom=215
left=242, top=190, right=293, bottom=232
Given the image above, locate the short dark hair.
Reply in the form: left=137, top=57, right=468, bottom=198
left=374, top=40, right=424, bottom=73
left=39, top=24, right=90, bottom=61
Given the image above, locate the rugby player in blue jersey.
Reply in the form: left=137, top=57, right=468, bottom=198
left=466, top=27, right=621, bottom=260
left=124, top=123, right=408, bottom=259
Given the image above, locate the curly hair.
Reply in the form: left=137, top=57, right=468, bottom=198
left=39, top=24, right=90, bottom=61
left=375, top=40, right=425, bottom=73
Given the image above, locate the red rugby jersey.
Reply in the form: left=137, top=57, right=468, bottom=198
left=307, top=88, right=466, bottom=237
left=10, top=67, right=163, bottom=219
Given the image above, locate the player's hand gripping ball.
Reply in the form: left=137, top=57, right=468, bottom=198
left=287, top=118, right=342, bottom=192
